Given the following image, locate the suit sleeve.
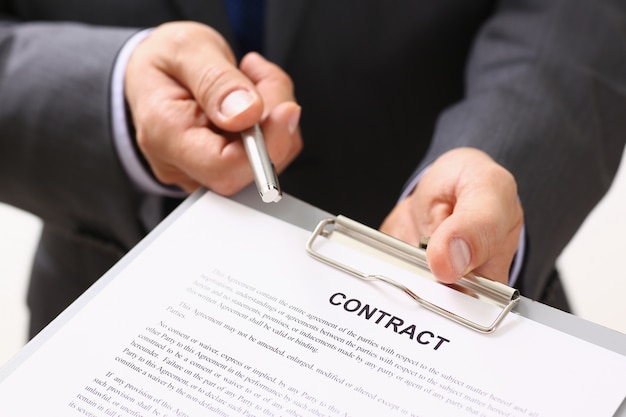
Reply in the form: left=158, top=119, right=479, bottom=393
left=408, top=0, right=626, bottom=299
left=0, top=20, right=153, bottom=250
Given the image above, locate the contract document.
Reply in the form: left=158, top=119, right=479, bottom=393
left=0, top=190, right=625, bottom=417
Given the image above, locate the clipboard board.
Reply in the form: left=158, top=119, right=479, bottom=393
left=306, top=215, right=520, bottom=334
left=1, top=187, right=625, bottom=417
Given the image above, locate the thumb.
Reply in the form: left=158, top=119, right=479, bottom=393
left=146, top=22, right=265, bottom=131
left=426, top=224, right=477, bottom=284
left=425, top=207, right=520, bottom=285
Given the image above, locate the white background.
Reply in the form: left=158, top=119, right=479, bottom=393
left=2, top=152, right=626, bottom=366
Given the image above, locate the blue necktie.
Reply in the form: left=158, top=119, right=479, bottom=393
left=224, top=0, right=265, bottom=55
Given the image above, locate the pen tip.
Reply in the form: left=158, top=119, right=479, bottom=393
left=261, top=187, right=282, bottom=203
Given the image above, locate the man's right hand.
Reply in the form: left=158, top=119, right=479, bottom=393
left=124, top=21, right=302, bottom=194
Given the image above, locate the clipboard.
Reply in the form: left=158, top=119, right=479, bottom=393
left=306, top=215, right=520, bottom=334
left=230, top=185, right=626, bottom=359
left=1, top=187, right=625, bottom=417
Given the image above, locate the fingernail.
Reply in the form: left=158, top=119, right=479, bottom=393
left=220, top=89, right=254, bottom=118
left=287, top=106, right=301, bottom=135
left=449, top=238, right=470, bottom=277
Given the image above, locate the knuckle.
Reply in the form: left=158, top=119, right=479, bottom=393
left=195, top=65, right=232, bottom=109
left=209, top=177, right=242, bottom=196
left=166, top=21, right=223, bottom=50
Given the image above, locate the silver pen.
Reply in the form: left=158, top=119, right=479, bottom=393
left=241, top=124, right=282, bottom=203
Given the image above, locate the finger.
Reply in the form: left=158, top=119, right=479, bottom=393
left=426, top=173, right=523, bottom=285
left=240, top=52, right=297, bottom=116
left=131, top=80, right=253, bottom=194
left=260, top=101, right=303, bottom=173
left=148, top=22, right=265, bottom=131
left=379, top=176, right=454, bottom=247
left=169, top=100, right=302, bottom=190
left=240, top=53, right=303, bottom=173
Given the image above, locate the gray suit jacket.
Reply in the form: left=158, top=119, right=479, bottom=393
left=1, top=0, right=625, bottom=335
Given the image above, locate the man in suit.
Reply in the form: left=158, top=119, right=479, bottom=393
left=0, top=0, right=624, bottom=336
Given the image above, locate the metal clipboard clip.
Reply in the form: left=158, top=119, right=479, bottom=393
left=306, top=216, right=520, bottom=334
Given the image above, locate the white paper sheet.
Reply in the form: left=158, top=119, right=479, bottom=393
left=0, top=191, right=624, bottom=417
